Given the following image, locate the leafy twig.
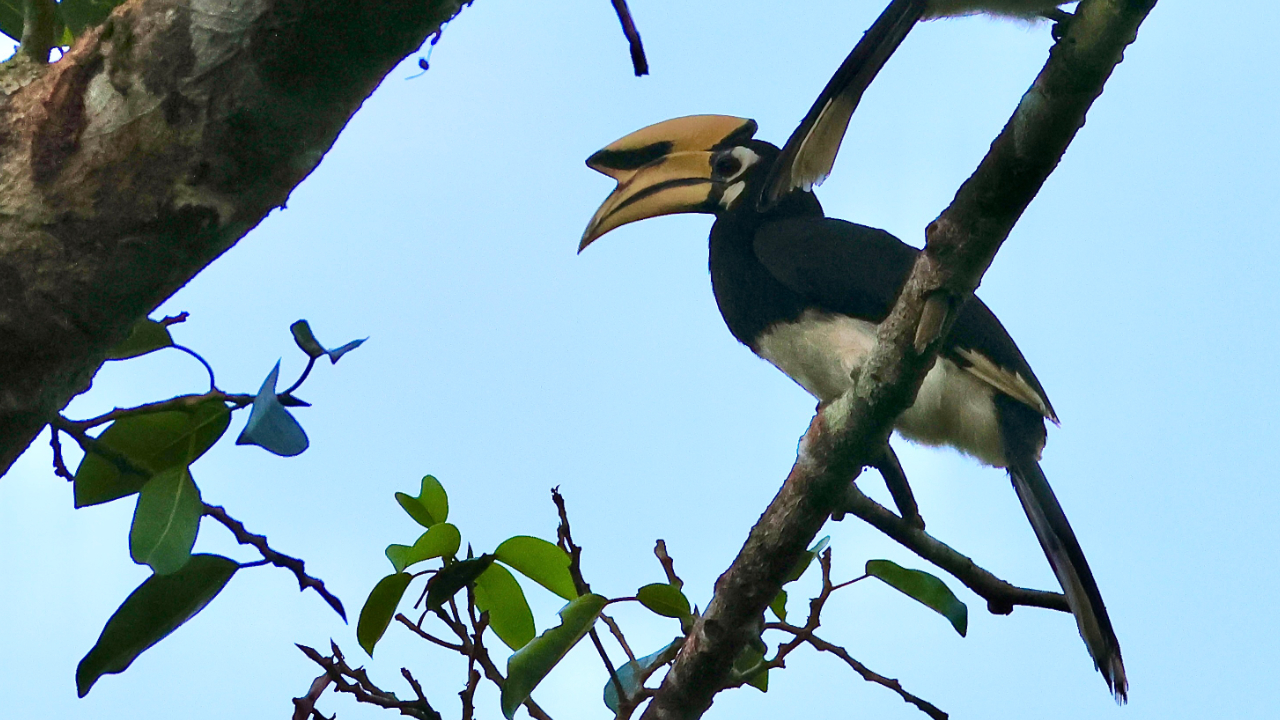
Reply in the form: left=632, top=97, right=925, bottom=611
left=49, top=415, right=150, bottom=477
left=65, top=391, right=251, bottom=430
left=753, top=550, right=946, bottom=719
left=203, top=504, right=347, bottom=620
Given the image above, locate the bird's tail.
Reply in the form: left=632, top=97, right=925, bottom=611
left=1007, top=455, right=1128, bottom=702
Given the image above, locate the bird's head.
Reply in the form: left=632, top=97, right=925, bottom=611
left=579, top=115, right=781, bottom=251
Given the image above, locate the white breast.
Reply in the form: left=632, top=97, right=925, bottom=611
left=754, top=310, right=1007, bottom=467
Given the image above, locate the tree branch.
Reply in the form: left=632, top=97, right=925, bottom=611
left=640, top=1, right=1158, bottom=717
left=203, top=503, right=347, bottom=620
left=838, top=482, right=1068, bottom=613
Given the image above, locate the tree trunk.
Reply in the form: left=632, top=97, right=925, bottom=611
left=0, top=0, right=470, bottom=476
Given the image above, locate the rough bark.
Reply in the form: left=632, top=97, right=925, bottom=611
left=0, top=0, right=471, bottom=476
left=640, top=0, right=1159, bottom=717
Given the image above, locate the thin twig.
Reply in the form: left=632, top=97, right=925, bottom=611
left=395, top=614, right=465, bottom=652
left=550, top=488, right=628, bottom=710
left=838, top=483, right=1068, bottom=614
left=65, top=391, right=250, bottom=430
left=297, top=644, right=441, bottom=720
left=282, top=356, right=319, bottom=396
left=602, top=612, right=637, bottom=662
left=591, top=627, right=630, bottom=709
left=203, top=504, right=347, bottom=620
left=291, top=671, right=336, bottom=720
left=460, top=665, right=481, bottom=720
left=171, top=344, right=218, bottom=391
left=750, top=551, right=947, bottom=719
left=607, top=0, right=649, bottom=76
left=770, top=623, right=948, bottom=719
left=49, top=427, right=72, bottom=480
left=552, top=486, right=590, bottom=595
left=654, top=539, right=683, bottom=589
left=160, top=312, right=190, bottom=327
left=401, top=668, right=433, bottom=711
left=49, top=416, right=150, bottom=477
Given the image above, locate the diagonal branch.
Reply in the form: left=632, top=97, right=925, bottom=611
left=838, top=483, right=1068, bottom=613
left=640, top=1, right=1158, bottom=718
left=203, top=503, right=347, bottom=620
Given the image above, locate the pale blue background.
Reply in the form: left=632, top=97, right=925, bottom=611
left=2, top=1, right=1276, bottom=718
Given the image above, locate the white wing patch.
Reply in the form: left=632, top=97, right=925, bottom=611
left=954, top=347, right=1056, bottom=423
left=790, top=94, right=856, bottom=193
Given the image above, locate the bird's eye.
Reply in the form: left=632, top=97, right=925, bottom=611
left=713, top=154, right=743, bottom=178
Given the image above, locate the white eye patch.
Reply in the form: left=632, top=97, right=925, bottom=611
left=713, top=146, right=761, bottom=209
left=711, top=146, right=760, bottom=182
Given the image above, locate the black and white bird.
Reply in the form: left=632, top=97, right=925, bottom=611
left=578, top=112, right=1127, bottom=700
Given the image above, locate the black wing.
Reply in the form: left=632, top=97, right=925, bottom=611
left=753, top=217, right=1056, bottom=420
left=760, top=0, right=928, bottom=208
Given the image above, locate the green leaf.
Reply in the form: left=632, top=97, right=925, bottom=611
left=395, top=475, right=449, bottom=528
left=426, top=554, right=495, bottom=612
left=769, top=590, right=787, bottom=622
left=74, top=400, right=232, bottom=508
left=76, top=554, right=238, bottom=697
left=494, top=536, right=577, bottom=601
left=637, top=583, right=692, bottom=620
left=290, top=320, right=326, bottom=359
left=734, top=643, right=769, bottom=692
left=603, top=638, right=681, bottom=712
left=866, top=559, right=968, bottom=637
left=357, top=573, right=413, bottom=656
left=475, top=563, right=535, bottom=650
left=0, top=0, right=23, bottom=42
left=59, top=0, right=124, bottom=37
left=235, top=361, right=308, bottom=457
left=782, top=535, right=830, bottom=584
left=106, top=319, right=174, bottom=360
left=325, top=338, right=366, bottom=363
left=501, top=594, right=608, bottom=719
left=385, top=523, right=462, bottom=573
left=129, top=467, right=202, bottom=575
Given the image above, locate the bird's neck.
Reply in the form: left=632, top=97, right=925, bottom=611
left=708, top=190, right=823, bottom=350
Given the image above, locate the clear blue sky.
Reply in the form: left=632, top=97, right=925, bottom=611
left=3, top=1, right=1276, bottom=718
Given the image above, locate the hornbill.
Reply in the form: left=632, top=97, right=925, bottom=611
left=577, top=115, right=1127, bottom=700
